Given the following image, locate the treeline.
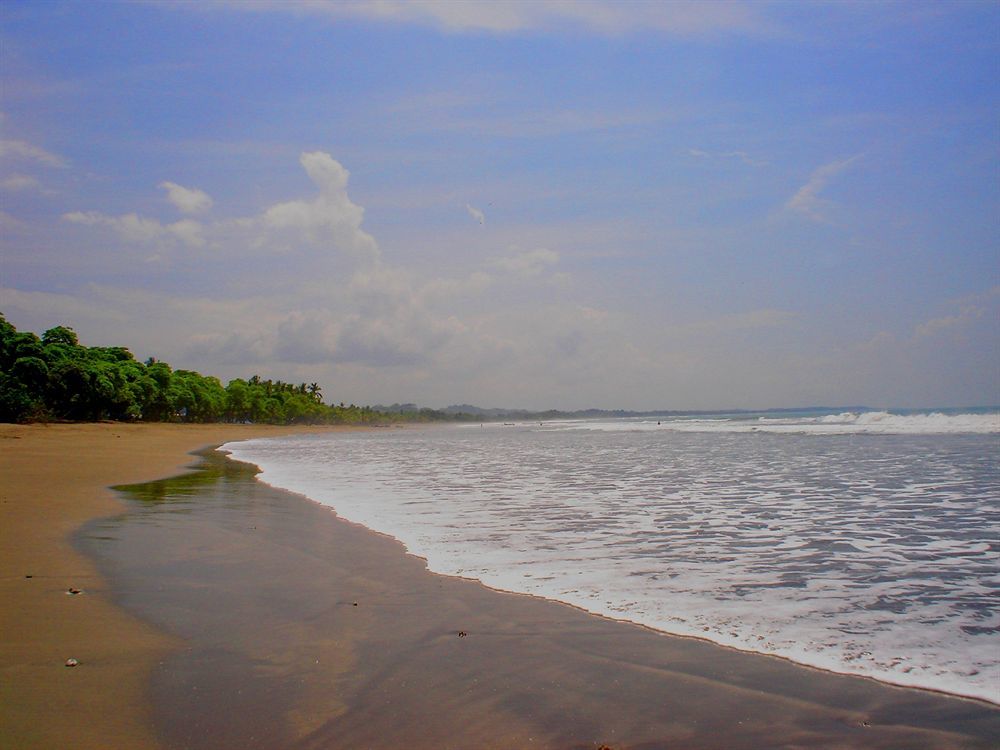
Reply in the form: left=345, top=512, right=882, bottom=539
left=0, top=315, right=472, bottom=425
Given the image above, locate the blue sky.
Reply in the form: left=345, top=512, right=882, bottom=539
left=1, top=1, right=997, bottom=409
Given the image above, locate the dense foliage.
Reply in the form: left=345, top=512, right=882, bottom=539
left=0, top=315, right=443, bottom=425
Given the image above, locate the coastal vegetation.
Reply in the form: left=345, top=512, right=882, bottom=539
left=1, top=315, right=876, bottom=426
left=0, top=315, right=466, bottom=425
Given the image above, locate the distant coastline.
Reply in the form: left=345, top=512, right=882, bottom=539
left=5, top=312, right=995, bottom=428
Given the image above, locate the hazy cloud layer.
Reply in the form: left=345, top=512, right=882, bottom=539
left=0, top=173, right=43, bottom=192
left=214, top=0, right=775, bottom=36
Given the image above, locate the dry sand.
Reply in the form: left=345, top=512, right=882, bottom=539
left=2, top=422, right=998, bottom=750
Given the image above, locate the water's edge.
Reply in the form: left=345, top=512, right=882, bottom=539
left=74, top=446, right=1000, bottom=748
left=219, top=445, right=999, bottom=709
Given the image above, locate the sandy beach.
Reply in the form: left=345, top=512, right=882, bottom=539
left=0, top=422, right=343, bottom=750
left=2, top=423, right=998, bottom=749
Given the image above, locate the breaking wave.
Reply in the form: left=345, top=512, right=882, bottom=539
left=551, top=410, right=999, bottom=435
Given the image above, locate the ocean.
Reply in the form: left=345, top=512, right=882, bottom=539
left=222, top=408, right=1000, bottom=704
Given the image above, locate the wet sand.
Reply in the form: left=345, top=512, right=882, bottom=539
left=3, top=424, right=998, bottom=749
left=0, top=422, right=349, bottom=750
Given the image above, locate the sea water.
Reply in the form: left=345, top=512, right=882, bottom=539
left=223, top=409, right=1000, bottom=704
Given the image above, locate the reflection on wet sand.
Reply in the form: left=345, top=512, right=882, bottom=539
left=78, top=449, right=1000, bottom=750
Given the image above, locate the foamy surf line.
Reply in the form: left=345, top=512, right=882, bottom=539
left=541, top=410, right=1000, bottom=434
left=222, top=421, right=1000, bottom=706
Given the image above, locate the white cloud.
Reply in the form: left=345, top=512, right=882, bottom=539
left=64, top=211, right=160, bottom=242
left=493, top=247, right=559, bottom=277
left=332, top=264, right=467, bottom=366
left=160, top=181, right=214, bottom=214
left=60, top=151, right=378, bottom=264
left=688, top=148, right=768, bottom=167
left=62, top=151, right=374, bottom=256
left=62, top=210, right=206, bottom=247
left=167, top=219, right=208, bottom=247
left=262, top=265, right=466, bottom=368
left=262, top=151, right=379, bottom=263
left=38, top=151, right=814, bottom=406
left=785, top=155, right=861, bottom=223
left=465, top=203, right=485, bottom=224
left=0, top=139, right=67, bottom=168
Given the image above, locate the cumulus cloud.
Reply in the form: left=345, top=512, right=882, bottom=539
left=58, top=149, right=391, bottom=277
left=61, top=150, right=381, bottom=259
left=62, top=210, right=206, bottom=247
left=272, top=299, right=461, bottom=368
left=0, top=139, right=67, bottom=167
left=267, top=262, right=472, bottom=368
left=335, top=265, right=467, bottom=365
left=49, top=152, right=582, bottom=387
left=160, top=181, right=213, bottom=214
left=465, top=203, right=485, bottom=224
left=263, top=151, right=379, bottom=263
left=785, top=155, right=861, bottom=222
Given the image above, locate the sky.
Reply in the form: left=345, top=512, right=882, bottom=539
left=1, top=0, right=997, bottom=410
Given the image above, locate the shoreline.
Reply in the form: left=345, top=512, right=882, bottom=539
left=232, top=448, right=1000, bottom=711
left=224, top=428, right=1000, bottom=710
left=4, top=423, right=998, bottom=749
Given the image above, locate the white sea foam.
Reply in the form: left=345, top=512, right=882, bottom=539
left=544, top=410, right=999, bottom=434
left=224, top=421, right=1000, bottom=704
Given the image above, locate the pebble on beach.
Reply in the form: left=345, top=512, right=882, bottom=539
left=65, top=658, right=78, bottom=667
